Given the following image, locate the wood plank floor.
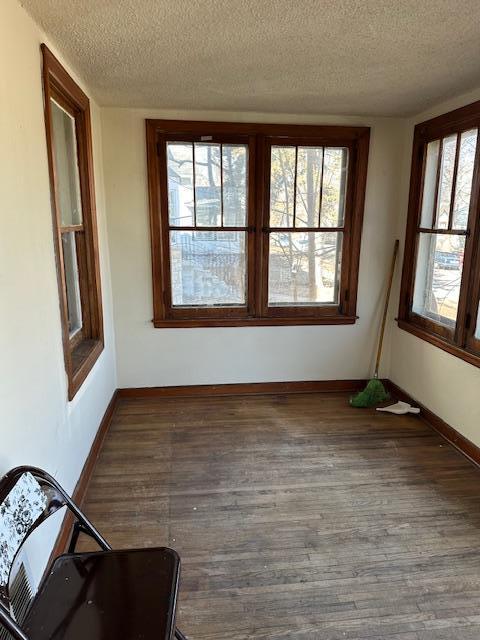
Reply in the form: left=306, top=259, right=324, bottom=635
left=80, top=392, right=480, bottom=639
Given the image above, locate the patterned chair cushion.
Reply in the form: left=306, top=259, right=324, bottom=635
left=0, top=473, right=47, bottom=586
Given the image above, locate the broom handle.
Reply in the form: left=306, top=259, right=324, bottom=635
left=374, top=239, right=399, bottom=378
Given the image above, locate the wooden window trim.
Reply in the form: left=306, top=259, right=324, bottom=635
left=398, top=99, right=480, bottom=369
left=42, top=45, right=104, bottom=398
left=146, top=119, right=370, bottom=328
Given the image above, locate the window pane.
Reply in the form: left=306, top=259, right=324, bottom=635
left=51, top=100, right=82, bottom=227
left=320, top=148, right=348, bottom=226
left=435, top=135, right=457, bottom=229
left=222, top=144, right=248, bottom=226
left=195, top=143, right=221, bottom=226
left=412, top=233, right=465, bottom=326
left=167, top=143, right=194, bottom=226
left=269, top=146, right=296, bottom=227
left=268, top=232, right=342, bottom=305
left=170, top=231, right=246, bottom=306
left=452, top=129, right=478, bottom=230
left=295, top=147, right=323, bottom=228
left=420, top=140, right=440, bottom=228
left=61, top=232, right=83, bottom=336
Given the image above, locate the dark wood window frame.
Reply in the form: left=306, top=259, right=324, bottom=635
left=42, top=45, right=104, bottom=399
left=398, top=100, right=480, bottom=368
left=146, top=120, right=370, bottom=328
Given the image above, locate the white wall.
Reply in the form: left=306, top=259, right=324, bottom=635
left=0, top=0, right=116, bottom=582
left=102, top=108, right=405, bottom=388
left=390, top=88, right=480, bottom=448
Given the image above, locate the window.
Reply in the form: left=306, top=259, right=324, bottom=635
left=147, top=120, right=370, bottom=327
left=42, top=45, right=103, bottom=398
left=398, top=100, right=480, bottom=367
left=166, top=140, right=250, bottom=314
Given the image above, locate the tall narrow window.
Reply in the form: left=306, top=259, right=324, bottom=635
left=166, top=141, right=250, bottom=314
left=147, top=120, right=369, bottom=327
left=42, top=45, right=103, bottom=399
left=265, top=144, right=347, bottom=314
left=399, top=101, right=480, bottom=368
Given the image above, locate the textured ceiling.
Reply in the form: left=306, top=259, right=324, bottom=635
left=21, top=0, right=480, bottom=116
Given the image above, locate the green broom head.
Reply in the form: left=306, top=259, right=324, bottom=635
left=350, top=378, right=389, bottom=408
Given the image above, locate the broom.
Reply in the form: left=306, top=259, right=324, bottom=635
left=350, top=239, right=400, bottom=408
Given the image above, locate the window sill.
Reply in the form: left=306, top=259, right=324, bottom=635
left=397, top=319, right=480, bottom=369
left=153, top=315, right=358, bottom=328
left=69, top=338, right=104, bottom=400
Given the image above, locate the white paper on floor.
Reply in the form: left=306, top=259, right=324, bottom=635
left=376, top=401, right=420, bottom=415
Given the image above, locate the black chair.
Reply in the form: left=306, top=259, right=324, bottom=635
left=0, top=466, right=188, bottom=640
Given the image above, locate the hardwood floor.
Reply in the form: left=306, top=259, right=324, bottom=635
left=80, top=392, right=480, bottom=639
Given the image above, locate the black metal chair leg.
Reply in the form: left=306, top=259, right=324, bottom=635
left=175, top=628, right=188, bottom=640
